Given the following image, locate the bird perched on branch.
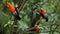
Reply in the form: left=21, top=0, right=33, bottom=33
left=40, top=8, right=48, bottom=22
left=6, top=2, right=21, bottom=20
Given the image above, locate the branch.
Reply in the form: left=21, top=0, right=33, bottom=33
left=18, top=0, right=27, bottom=12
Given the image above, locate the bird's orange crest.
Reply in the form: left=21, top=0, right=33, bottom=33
left=6, top=2, right=15, bottom=13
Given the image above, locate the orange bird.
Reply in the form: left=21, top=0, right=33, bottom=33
left=40, top=8, right=48, bottom=22
left=34, top=25, right=40, bottom=32
left=6, top=2, right=21, bottom=20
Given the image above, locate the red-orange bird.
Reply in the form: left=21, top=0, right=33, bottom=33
left=6, top=2, right=21, bottom=20
left=34, top=25, right=40, bottom=32
left=40, top=8, right=48, bottom=22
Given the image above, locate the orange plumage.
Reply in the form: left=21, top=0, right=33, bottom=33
left=40, top=8, right=46, bottom=15
left=6, top=2, right=15, bottom=13
left=34, top=25, right=40, bottom=32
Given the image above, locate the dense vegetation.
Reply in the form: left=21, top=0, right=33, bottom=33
left=0, top=0, right=60, bottom=34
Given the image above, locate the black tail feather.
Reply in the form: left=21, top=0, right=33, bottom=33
left=46, top=18, right=48, bottom=22
left=13, top=10, right=21, bottom=20
left=16, top=15, right=21, bottom=20
left=41, top=14, right=48, bottom=22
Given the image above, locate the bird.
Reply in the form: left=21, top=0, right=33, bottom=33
left=34, top=25, right=40, bottom=32
left=40, top=8, right=48, bottom=22
left=6, top=2, right=21, bottom=20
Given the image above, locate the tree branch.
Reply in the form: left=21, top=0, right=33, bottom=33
left=18, top=0, right=27, bottom=12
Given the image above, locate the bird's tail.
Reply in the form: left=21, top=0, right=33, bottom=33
left=16, top=15, right=21, bottom=20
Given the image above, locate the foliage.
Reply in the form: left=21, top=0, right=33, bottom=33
left=0, top=0, right=60, bottom=34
